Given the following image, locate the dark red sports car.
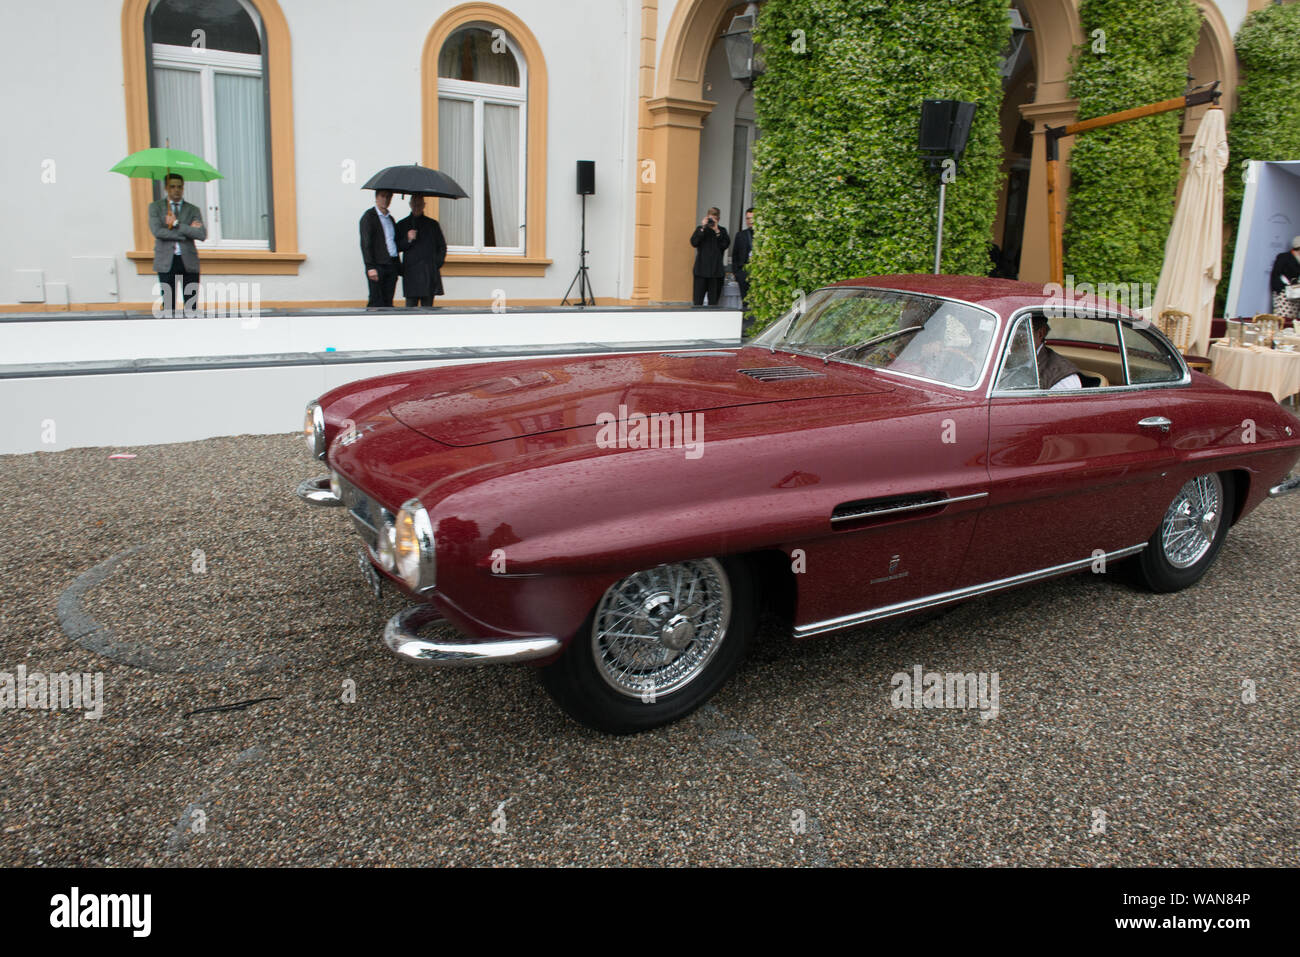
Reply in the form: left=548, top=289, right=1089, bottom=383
left=296, top=275, right=1300, bottom=732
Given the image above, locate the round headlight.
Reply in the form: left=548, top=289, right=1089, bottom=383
left=304, top=402, right=326, bottom=459
left=394, top=500, right=436, bottom=591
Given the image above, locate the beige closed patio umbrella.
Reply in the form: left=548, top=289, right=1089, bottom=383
left=1152, top=107, right=1229, bottom=357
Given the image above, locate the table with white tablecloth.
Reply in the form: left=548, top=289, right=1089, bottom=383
left=1208, top=342, right=1300, bottom=401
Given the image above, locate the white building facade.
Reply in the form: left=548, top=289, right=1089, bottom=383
left=0, top=0, right=1266, bottom=312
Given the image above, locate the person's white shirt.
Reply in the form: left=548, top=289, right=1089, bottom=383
left=376, top=203, right=397, bottom=258
left=1037, top=341, right=1082, bottom=390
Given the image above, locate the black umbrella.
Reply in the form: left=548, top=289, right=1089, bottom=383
left=362, top=164, right=468, bottom=198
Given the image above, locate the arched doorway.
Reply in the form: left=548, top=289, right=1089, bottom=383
left=634, top=0, right=741, bottom=303
left=1182, top=2, right=1238, bottom=157
left=1006, top=0, right=1082, bottom=284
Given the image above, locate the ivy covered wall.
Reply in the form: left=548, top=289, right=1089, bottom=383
left=745, top=0, right=1009, bottom=330
left=1063, top=0, right=1201, bottom=287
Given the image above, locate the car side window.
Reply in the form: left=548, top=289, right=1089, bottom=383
left=1121, top=324, right=1183, bottom=383
left=995, top=316, right=1039, bottom=390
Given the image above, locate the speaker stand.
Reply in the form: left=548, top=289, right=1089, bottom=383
left=562, top=193, right=595, bottom=307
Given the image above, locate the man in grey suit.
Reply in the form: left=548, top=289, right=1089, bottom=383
left=150, top=173, right=206, bottom=317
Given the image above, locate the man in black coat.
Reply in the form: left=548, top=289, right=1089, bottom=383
left=1270, top=236, right=1300, bottom=320
left=731, top=207, right=754, bottom=307
left=690, top=205, right=730, bottom=306
left=360, top=189, right=401, bottom=308
left=396, top=195, right=448, bottom=307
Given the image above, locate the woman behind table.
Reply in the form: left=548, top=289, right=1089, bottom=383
left=1269, top=235, right=1300, bottom=322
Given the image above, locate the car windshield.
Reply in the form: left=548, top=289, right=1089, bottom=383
left=751, top=287, right=997, bottom=388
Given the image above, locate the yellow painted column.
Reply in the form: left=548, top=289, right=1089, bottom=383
left=631, top=0, right=659, bottom=303
left=645, top=96, right=715, bottom=303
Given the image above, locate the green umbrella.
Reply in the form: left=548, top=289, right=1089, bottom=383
left=110, top=147, right=223, bottom=181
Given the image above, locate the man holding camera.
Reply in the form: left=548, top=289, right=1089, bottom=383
left=690, top=205, right=730, bottom=306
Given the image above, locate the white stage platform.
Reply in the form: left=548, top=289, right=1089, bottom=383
left=0, top=308, right=742, bottom=454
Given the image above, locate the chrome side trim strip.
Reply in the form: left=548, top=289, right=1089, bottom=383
left=1269, top=474, right=1300, bottom=498
left=793, top=543, right=1148, bottom=639
left=830, top=491, right=988, bottom=525
left=383, top=604, right=562, bottom=667
left=296, top=474, right=342, bottom=507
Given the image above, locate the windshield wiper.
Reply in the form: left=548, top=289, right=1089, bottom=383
left=821, top=328, right=914, bottom=365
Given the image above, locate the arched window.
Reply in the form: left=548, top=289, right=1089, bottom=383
left=436, top=25, right=526, bottom=253
left=147, top=0, right=272, bottom=248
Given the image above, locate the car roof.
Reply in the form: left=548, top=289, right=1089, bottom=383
left=828, top=274, right=1139, bottom=320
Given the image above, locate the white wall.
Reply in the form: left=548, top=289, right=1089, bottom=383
left=0, top=1, right=135, bottom=307
left=1217, top=0, right=1249, bottom=36
left=0, top=307, right=741, bottom=453
left=0, top=0, right=643, bottom=308
left=1, top=309, right=740, bottom=364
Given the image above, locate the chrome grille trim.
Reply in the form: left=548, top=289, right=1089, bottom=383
left=334, top=474, right=385, bottom=550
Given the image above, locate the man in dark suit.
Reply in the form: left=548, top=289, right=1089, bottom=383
left=149, top=173, right=206, bottom=317
left=360, top=190, right=401, bottom=308
left=690, top=205, right=730, bottom=306
left=396, top=195, right=447, bottom=308
left=1270, top=236, right=1300, bottom=320
left=731, top=207, right=754, bottom=307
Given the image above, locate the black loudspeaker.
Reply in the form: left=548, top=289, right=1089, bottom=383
left=576, top=160, right=595, bottom=195
left=918, top=100, right=977, bottom=158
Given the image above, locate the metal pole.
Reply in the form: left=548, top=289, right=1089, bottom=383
left=1046, top=128, right=1064, bottom=286
left=933, top=180, right=946, bottom=275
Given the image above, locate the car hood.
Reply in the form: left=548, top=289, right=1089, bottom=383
left=387, top=349, right=889, bottom=446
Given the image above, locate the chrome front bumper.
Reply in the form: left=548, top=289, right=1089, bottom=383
left=1269, top=473, right=1300, bottom=497
left=383, top=604, right=562, bottom=667
left=297, top=474, right=342, bottom=507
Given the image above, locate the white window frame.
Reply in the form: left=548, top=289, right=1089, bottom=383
left=151, top=42, right=269, bottom=250
left=437, top=31, right=527, bottom=255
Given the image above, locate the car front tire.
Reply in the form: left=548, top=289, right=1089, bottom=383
left=1136, top=472, right=1233, bottom=593
left=540, top=556, right=755, bottom=734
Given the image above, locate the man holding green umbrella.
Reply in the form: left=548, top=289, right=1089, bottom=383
left=150, top=173, right=206, bottom=317
left=111, top=147, right=220, bottom=317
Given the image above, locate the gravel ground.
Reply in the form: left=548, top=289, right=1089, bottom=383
left=0, top=433, right=1296, bottom=866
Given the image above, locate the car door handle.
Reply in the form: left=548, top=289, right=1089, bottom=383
left=1138, top=416, right=1172, bottom=432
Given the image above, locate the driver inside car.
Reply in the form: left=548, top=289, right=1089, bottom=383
left=1031, top=316, right=1082, bottom=390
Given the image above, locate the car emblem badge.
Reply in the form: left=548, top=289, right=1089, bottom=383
left=871, top=554, right=909, bottom=585
left=338, top=422, right=378, bottom=447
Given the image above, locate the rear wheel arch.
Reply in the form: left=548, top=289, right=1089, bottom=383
left=1224, top=469, right=1250, bottom=525
left=738, top=548, right=799, bottom=627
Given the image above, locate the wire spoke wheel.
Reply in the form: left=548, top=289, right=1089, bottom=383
left=1160, top=474, right=1223, bottom=569
left=541, top=555, right=755, bottom=733
left=591, top=558, right=732, bottom=699
left=1136, top=471, right=1233, bottom=593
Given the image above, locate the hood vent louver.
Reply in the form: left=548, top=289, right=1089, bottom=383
left=739, top=366, right=826, bottom=382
